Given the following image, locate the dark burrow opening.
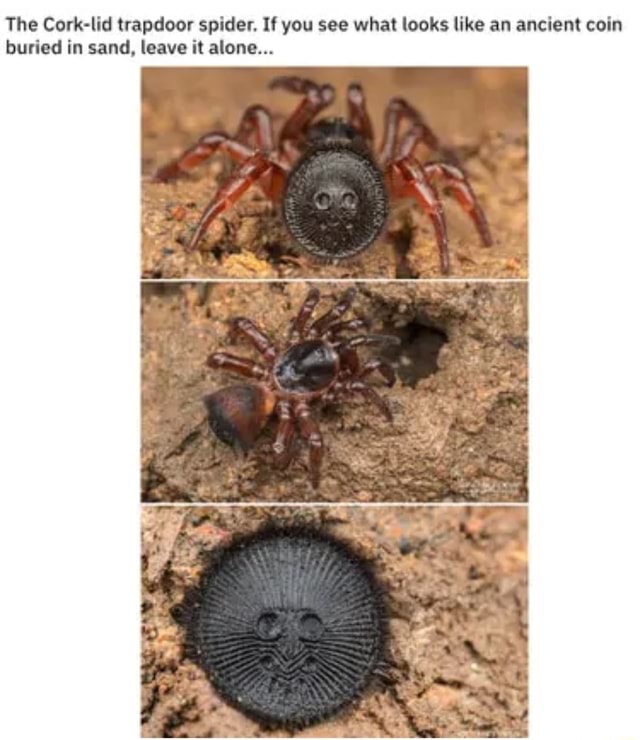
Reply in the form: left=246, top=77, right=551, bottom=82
left=379, top=319, right=448, bottom=387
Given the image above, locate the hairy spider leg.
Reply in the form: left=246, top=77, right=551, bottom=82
left=187, top=152, right=288, bottom=251
left=386, top=156, right=451, bottom=274
left=358, top=357, right=397, bottom=387
left=289, top=288, right=321, bottom=340
left=379, top=97, right=444, bottom=166
left=152, top=104, right=289, bottom=250
left=396, top=121, right=462, bottom=169
left=293, top=401, right=323, bottom=489
left=272, top=400, right=296, bottom=469
left=308, top=288, right=356, bottom=336
left=337, top=334, right=401, bottom=351
left=153, top=133, right=254, bottom=183
left=423, top=162, right=493, bottom=247
left=228, top=317, right=278, bottom=363
left=335, top=335, right=399, bottom=385
left=325, top=318, right=371, bottom=339
left=269, top=76, right=335, bottom=157
left=153, top=102, right=278, bottom=182
left=347, top=83, right=374, bottom=147
left=206, top=351, right=269, bottom=381
left=233, top=104, right=276, bottom=152
left=336, top=345, right=361, bottom=377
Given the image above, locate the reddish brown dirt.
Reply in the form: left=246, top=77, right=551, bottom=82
left=141, top=68, right=527, bottom=279
left=141, top=282, right=528, bottom=503
left=141, top=506, right=528, bottom=738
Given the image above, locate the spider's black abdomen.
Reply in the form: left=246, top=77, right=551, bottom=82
left=186, top=529, right=385, bottom=727
left=273, top=340, right=338, bottom=393
left=283, top=119, right=388, bottom=261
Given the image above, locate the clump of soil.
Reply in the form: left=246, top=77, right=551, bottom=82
left=141, top=506, right=528, bottom=737
left=141, top=282, right=528, bottom=503
left=141, top=68, right=527, bottom=279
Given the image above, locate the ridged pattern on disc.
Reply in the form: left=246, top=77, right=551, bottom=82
left=283, top=147, right=388, bottom=260
left=195, top=530, right=383, bottom=726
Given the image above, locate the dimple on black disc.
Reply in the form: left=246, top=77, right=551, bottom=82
left=190, top=529, right=385, bottom=728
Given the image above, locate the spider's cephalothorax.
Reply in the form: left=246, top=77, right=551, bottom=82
left=153, top=76, right=492, bottom=274
left=178, top=527, right=386, bottom=728
left=272, top=339, right=340, bottom=394
left=203, top=287, right=400, bottom=488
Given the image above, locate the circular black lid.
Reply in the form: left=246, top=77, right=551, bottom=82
left=192, top=529, right=385, bottom=727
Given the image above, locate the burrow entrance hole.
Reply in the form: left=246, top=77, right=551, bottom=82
left=379, top=318, right=448, bottom=387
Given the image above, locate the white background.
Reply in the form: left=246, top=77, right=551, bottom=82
left=1, top=1, right=638, bottom=739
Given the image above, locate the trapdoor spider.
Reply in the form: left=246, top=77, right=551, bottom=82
left=204, top=287, right=399, bottom=488
left=154, top=77, right=492, bottom=274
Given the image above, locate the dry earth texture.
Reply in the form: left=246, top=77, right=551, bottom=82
left=141, top=506, right=528, bottom=737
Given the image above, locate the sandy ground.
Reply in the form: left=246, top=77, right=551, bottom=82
left=141, top=68, right=527, bottom=279
left=141, top=282, right=528, bottom=503
left=141, top=506, right=528, bottom=738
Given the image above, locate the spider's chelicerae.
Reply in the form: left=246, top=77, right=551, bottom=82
left=204, top=288, right=400, bottom=488
left=153, top=76, right=492, bottom=274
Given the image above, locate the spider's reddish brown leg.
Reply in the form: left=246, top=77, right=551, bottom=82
left=325, top=318, right=371, bottom=339
left=347, top=83, right=374, bottom=148
left=423, top=163, right=492, bottom=247
left=379, top=97, right=442, bottom=166
left=338, top=334, right=401, bottom=351
left=269, top=76, right=335, bottom=154
left=336, top=346, right=361, bottom=377
left=187, top=152, right=288, bottom=251
left=359, top=358, right=397, bottom=387
left=294, top=402, right=323, bottom=489
left=273, top=400, right=296, bottom=469
left=234, top=105, right=276, bottom=151
left=153, top=134, right=254, bottom=183
left=348, top=380, right=393, bottom=422
left=206, top=351, right=268, bottom=381
left=308, top=288, right=356, bottom=336
left=289, top=288, right=321, bottom=340
left=228, top=318, right=277, bottom=363
left=154, top=104, right=277, bottom=182
left=386, top=156, right=451, bottom=274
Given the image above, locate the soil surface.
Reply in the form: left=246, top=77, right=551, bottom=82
left=141, top=68, right=528, bottom=279
left=141, top=506, right=528, bottom=738
left=141, top=282, right=528, bottom=503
